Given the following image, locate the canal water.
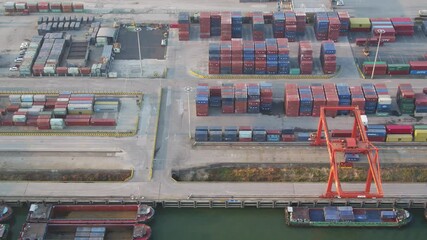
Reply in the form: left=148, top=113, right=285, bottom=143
left=7, top=206, right=427, bottom=240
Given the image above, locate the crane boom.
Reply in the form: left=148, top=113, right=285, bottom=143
left=312, top=106, right=384, bottom=198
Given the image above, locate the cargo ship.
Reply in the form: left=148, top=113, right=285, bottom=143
left=0, top=224, right=9, bottom=240
left=28, top=203, right=155, bottom=224
left=285, top=206, right=412, bottom=227
left=19, top=222, right=152, bottom=240
left=0, top=205, right=13, bottom=223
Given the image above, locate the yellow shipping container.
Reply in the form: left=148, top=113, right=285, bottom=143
left=94, top=101, right=119, bottom=105
left=386, top=134, right=413, bottom=142
left=414, top=130, right=427, bottom=142
left=68, top=109, right=93, bottom=115
left=350, top=18, right=371, bottom=29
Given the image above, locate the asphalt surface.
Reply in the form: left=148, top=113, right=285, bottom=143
left=1, top=0, right=427, bottom=201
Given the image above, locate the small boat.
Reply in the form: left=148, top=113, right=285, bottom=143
left=137, top=205, right=155, bottom=223
left=0, top=224, right=9, bottom=240
left=133, top=224, right=152, bottom=240
left=0, top=205, right=13, bottom=223
left=285, top=206, right=412, bottom=228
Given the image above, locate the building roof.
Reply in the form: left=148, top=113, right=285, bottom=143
left=97, top=27, right=117, bottom=38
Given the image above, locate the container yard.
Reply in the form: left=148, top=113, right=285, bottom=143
left=2, top=2, right=427, bottom=240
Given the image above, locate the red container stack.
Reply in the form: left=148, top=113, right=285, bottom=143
left=285, top=83, right=300, bottom=116
left=349, top=86, right=366, bottom=114
left=323, top=83, right=339, bottom=117
left=260, top=83, right=273, bottom=113
left=252, top=12, right=265, bottom=41
left=234, top=83, right=248, bottom=113
left=311, top=85, right=326, bottom=116
left=37, top=2, right=49, bottom=12
left=390, top=17, right=414, bottom=36
left=328, top=15, right=341, bottom=41
left=320, top=41, right=337, bottom=74
left=254, top=41, right=266, bottom=74
left=221, top=84, right=235, bottom=113
left=37, top=116, right=51, bottom=130
left=370, top=18, right=396, bottom=42
left=295, top=11, right=306, bottom=34
left=298, top=41, right=313, bottom=74
left=220, top=41, right=232, bottom=74
left=178, top=12, right=190, bottom=41
left=284, top=11, right=297, bottom=42
left=61, top=2, right=73, bottom=13
left=27, top=2, right=39, bottom=12
left=65, top=118, right=90, bottom=126
left=221, top=12, right=232, bottom=41
left=199, top=12, right=211, bottom=38
left=90, top=118, right=117, bottom=126
left=337, top=11, right=350, bottom=36
left=231, top=39, right=243, bottom=74
left=363, top=62, right=388, bottom=76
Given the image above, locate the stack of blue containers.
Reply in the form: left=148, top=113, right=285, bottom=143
left=220, top=41, right=232, bottom=74
left=265, top=38, right=278, bottom=74
left=231, top=12, right=243, bottom=38
left=208, top=126, right=223, bottom=142
left=209, top=43, right=220, bottom=61
left=253, top=127, right=267, bottom=142
left=361, top=83, right=378, bottom=114
left=260, top=82, right=273, bottom=113
left=277, top=39, right=290, bottom=74
left=223, top=126, right=238, bottom=142
left=366, top=125, right=387, bottom=142
left=298, top=86, right=313, bottom=116
left=243, top=41, right=255, bottom=74
left=195, top=126, right=209, bottom=141
left=314, top=12, right=329, bottom=40
left=336, top=83, right=351, bottom=115
left=210, top=13, right=221, bottom=37
left=284, top=11, right=297, bottom=40
left=272, top=12, right=285, bottom=38
left=247, top=84, right=260, bottom=113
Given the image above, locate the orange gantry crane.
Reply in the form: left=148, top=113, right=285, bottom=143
left=311, top=106, right=384, bottom=199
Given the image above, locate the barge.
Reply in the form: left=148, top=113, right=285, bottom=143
left=28, top=203, right=155, bottom=224
left=19, top=223, right=151, bottom=240
left=285, top=206, right=412, bottom=228
left=0, top=205, right=13, bottom=223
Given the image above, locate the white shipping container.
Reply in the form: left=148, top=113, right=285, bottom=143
left=21, top=95, right=34, bottom=102
left=239, top=131, right=252, bottom=139
left=68, top=67, right=79, bottom=75
left=378, top=96, right=392, bottom=104
left=51, top=125, right=65, bottom=130
left=34, top=95, right=47, bottom=102
left=21, top=102, right=33, bottom=108
left=57, top=98, right=70, bottom=102
left=17, top=108, right=29, bottom=112
left=50, top=118, right=65, bottom=126
left=12, top=115, right=26, bottom=122
left=9, top=95, right=21, bottom=102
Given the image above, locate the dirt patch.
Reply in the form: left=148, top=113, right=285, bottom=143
left=0, top=169, right=132, bottom=182
left=173, top=163, right=427, bottom=183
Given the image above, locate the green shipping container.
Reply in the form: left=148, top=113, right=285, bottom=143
left=387, top=64, right=410, bottom=71
left=363, top=61, right=387, bottom=66
left=290, top=68, right=300, bottom=75
left=414, top=125, right=427, bottom=130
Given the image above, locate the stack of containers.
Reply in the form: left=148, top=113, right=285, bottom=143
left=178, top=12, right=190, bottom=41
left=311, top=85, right=326, bottom=116
left=361, top=83, right=378, bottom=114
left=323, top=83, right=339, bottom=117
left=414, top=93, right=427, bottom=117
left=37, top=115, right=51, bottom=130
left=370, top=18, right=396, bottom=42
left=220, top=41, right=232, bottom=74
left=234, top=83, right=248, bottom=113
left=195, top=126, right=208, bottom=142
left=260, top=82, right=273, bottom=113
left=362, top=61, right=387, bottom=76
left=265, top=38, right=278, bottom=74
left=314, top=12, right=329, bottom=40
left=199, top=12, right=211, bottom=38
left=231, top=39, right=243, bottom=74
left=252, top=12, right=265, bottom=41
left=349, top=86, right=366, bottom=114
left=414, top=125, right=427, bottom=142
left=264, top=13, right=273, bottom=24
left=20, top=36, right=43, bottom=76
left=72, top=3, right=84, bottom=12
left=223, top=126, right=238, bottom=141
left=388, top=63, right=410, bottom=75
left=210, top=12, right=221, bottom=37
left=3, top=2, right=15, bottom=14
left=267, top=130, right=281, bottom=142
left=295, top=11, right=306, bottom=34
left=208, top=127, right=222, bottom=142
left=422, top=21, right=427, bottom=36
left=220, top=12, right=232, bottom=41
left=208, top=42, right=220, bottom=74
left=284, top=11, right=297, bottom=42
left=231, top=12, right=243, bottom=38
left=386, top=125, right=413, bottom=142
left=45, top=38, right=66, bottom=74
left=396, top=83, right=415, bottom=115
left=50, top=118, right=65, bottom=130
left=239, top=126, right=252, bottom=142
left=196, top=84, right=209, bottom=116
left=15, top=2, right=27, bottom=13
left=390, top=18, right=414, bottom=36
left=374, top=83, right=392, bottom=116
left=50, top=2, right=62, bottom=13
left=209, top=86, right=221, bottom=107
left=33, top=39, right=54, bottom=75
left=221, top=83, right=235, bottom=113
left=93, top=96, right=119, bottom=113
left=327, top=12, right=341, bottom=41
left=243, top=41, right=255, bottom=74
left=366, top=125, right=387, bottom=142
left=350, top=18, right=371, bottom=32
left=61, top=2, right=73, bottom=12
left=272, top=12, right=285, bottom=38
left=277, top=38, right=290, bottom=74
left=27, top=2, right=38, bottom=12
left=409, top=61, right=427, bottom=75
left=285, top=83, right=299, bottom=116
left=338, top=11, right=350, bottom=36
left=247, top=83, right=260, bottom=113
left=336, top=83, right=351, bottom=115
left=253, top=127, right=267, bottom=142
left=298, top=85, right=313, bottom=116
left=282, top=129, right=295, bottom=142
left=254, top=41, right=266, bottom=74
left=38, top=2, right=49, bottom=13
left=320, top=41, right=337, bottom=74
left=298, top=41, right=313, bottom=74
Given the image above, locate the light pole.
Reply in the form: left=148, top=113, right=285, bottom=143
left=371, top=29, right=385, bottom=79
left=185, top=87, right=192, bottom=139
left=135, top=27, right=143, bottom=77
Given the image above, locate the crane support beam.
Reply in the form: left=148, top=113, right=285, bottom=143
left=312, top=106, right=384, bottom=199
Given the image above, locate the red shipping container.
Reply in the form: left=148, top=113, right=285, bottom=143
left=90, top=118, right=117, bottom=126
left=409, top=61, right=427, bottom=70
left=2, top=118, right=13, bottom=126
left=331, top=130, right=352, bottom=138
left=65, top=118, right=90, bottom=126
left=27, top=118, right=38, bottom=127
left=385, top=125, right=413, bottom=134
left=7, top=105, right=20, bottom=112
left=66, top=115, right=91, bottom=119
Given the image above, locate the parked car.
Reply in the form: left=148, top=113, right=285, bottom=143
left=14, top=57, right=23, bottom=63
left=9, top=66, right=19, bottom=71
